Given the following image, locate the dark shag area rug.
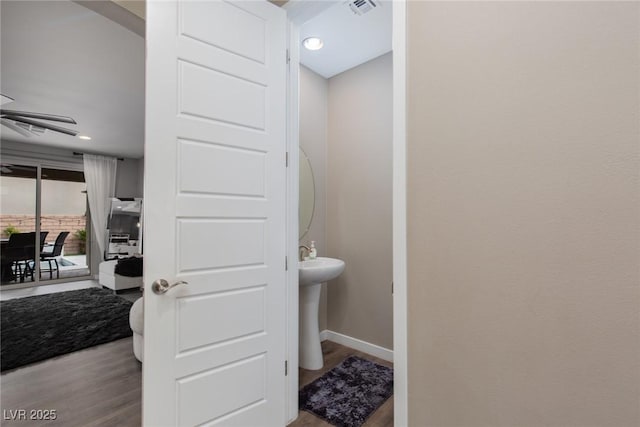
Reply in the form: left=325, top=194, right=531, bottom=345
left=299, top=356, right=394, bottom=427
left=1, top=288, right=133, bottom=372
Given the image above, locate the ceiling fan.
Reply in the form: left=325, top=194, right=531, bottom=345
left=0, top=94, right=78, bottom=137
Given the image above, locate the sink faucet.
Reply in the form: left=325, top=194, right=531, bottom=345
left=298, top=245, right=310, bottom=261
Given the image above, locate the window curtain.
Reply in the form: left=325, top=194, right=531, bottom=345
left=83, top=154, right=117, bottom=260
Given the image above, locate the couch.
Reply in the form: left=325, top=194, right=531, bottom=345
left=98, top=258, right=142, bottom=292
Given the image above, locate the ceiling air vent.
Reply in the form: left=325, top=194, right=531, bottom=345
left=346, top=0, right=379, bottom=16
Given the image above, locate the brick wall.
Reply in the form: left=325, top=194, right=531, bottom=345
left=1, top=215, right=87, bottom=255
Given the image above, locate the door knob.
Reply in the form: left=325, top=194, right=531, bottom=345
left=152, top=279, right=188, bottom=295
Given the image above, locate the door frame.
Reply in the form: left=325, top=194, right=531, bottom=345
left=391, top=1, right=408, bottom=424
left=285, top=18, right=301, bottom=424
left=283, top=1, right=408, bottom=424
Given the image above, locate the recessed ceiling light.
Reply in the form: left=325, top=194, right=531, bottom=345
left=303, top=37, right=324, bottom=51
left=78, top=135, right=91, bottom=140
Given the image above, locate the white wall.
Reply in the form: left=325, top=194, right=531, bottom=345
left=406, top=2, right=640, bottom=425
left=0, top=176, right=86, bottom=215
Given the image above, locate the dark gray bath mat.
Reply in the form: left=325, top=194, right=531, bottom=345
left=299, top=355, right=393, bottom=427
left=1, top=288, right=133, bottom=371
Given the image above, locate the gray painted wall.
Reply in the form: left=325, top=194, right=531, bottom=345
left=299, top=65, right=328, bottom=331
left=407, top=2, right=640, bottom=425
left=326, top=52, right=393, bottom=349
left=299, top=53, right=393, bottom=347
left=115, top=158, right=144, bottom=199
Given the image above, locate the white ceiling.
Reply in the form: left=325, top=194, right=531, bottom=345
left=298, top=0, right=392, bottom=79
left=0, top=1, right=144, bottom=158
left=0, top=1, right=389, bottom=158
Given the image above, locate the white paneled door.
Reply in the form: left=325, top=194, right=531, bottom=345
left=144, top=1, right=287, bottom=426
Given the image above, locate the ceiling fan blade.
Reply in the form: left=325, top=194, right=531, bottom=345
left=0, top=109, right=77, bottom=124
left=4, top=116, right=78, bottom=136
left=1, top=118, right=36, bottom=137
left=1, top=94, right=15, bottom=105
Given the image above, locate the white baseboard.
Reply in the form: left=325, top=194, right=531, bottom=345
left=320, top=329, right=393, bottom=363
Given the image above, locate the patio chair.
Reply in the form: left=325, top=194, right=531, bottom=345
left=1, top=232, right=48, bottom=282
left=40, top=231, right=69, bottom=280
left=24, top=231, right=50, bottom=281
left=0, top=233, right=32, bottom=282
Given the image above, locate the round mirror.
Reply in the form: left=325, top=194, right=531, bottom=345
left=299, top=148, right=315, bottom=240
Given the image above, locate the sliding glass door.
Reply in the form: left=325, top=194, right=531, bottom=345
left=40, top=168, right=90, bottom=280
left=0, top=163, right=91, bottom=287
left=0, top=164, right=38, bottom=285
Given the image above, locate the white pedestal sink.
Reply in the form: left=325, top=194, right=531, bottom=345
left=299, top=257, right=345, bottom=370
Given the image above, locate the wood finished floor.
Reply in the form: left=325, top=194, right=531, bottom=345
left=0, top=338, right=391, bottom=427
left=0, top=337, right=141, bottom=427
left=288, top=340, right=394, bottom=427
